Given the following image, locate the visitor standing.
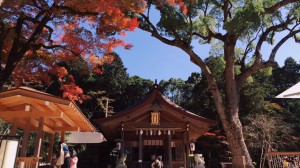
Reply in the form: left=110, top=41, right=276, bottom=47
left=60, top=141, right=72, bottom=168
left=151, top=155, right=163, bottom=168
left=70, top=148, right=78, bottom=168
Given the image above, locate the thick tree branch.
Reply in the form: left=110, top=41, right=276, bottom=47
left=222, top=0, right=232, bottom=22
left=239, top=29, right=261, bottom=72
left=269, top=29, right=300, bottom=61
left=264, top=0, right=299, bottom=14
left=254, top=16, right=295, bottom=64
left=139, top=13, right=226, bottom=120
left=237, top=61, right=277, bottom=89
left=238, top=28, right=300, bottom=89
left=139, top=13, right=179, bottom=46
left=192, top=28, right=224, bottom=42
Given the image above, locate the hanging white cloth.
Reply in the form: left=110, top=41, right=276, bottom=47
left=56, top=144, right=64, bottom=166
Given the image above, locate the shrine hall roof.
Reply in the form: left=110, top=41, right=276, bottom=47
left=94, top=84, right=216, bottom=140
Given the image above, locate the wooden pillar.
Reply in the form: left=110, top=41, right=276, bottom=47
left=138, top=130, right=143, bottom=168
left=168, top=130, right=172, bottom=168
left=183, top=132, right=187, bottom=168
left=34, top=117, right=45, bottom=157
left=9, top=117, right=18, bottom=136
left=20, top=118, right=31, bottom=157
left=121, top=123, right=125, bottom=155
left=47, top=133, right=55, bottom=163
left=186, top=123, right=190, bottom=168
left=60, top=131, right=65, bottom=142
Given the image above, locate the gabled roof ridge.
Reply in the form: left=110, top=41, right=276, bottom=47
left=95, top=85, right=215, bottom=125
left=155, top=89, right=216, bottom=124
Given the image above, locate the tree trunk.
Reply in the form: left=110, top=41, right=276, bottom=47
left=221, top=40, right=253, bottom=168
left=222, top=113, right=252, bottom=168
left=207, top=39, right=254, bottom=168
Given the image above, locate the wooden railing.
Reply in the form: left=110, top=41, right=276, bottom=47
left=16, top=157, right=40, bottom=168
left=265, top=152, right=300, bottom=168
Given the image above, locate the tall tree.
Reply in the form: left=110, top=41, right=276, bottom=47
left=137, top=1, right=300, bottom=167
left=272, top=57, right=300, bottom=93
left=159, top=78, right=186, bottom=104
left=0, top=0, right=145, bottom=89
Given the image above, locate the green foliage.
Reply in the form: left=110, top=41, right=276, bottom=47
left=156, top=5, right=190, bottom=41
left=240, top=68, right=277, bottom=116
left=224, top=1, right=263, bottom=36
left=115, top=75, right=153, bottom=111
left=0, top=119, right=9, bottom=135
left=159, top=78, right=186, bottom=104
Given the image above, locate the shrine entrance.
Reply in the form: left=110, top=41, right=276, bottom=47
left=95, top=84, right=216, bottom=168
left=143, top=139, right=165, bottom=162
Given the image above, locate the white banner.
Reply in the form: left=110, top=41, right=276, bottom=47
left=0, top=140, right=19, bottom=168
left=65, top=132, right=106, bottom=143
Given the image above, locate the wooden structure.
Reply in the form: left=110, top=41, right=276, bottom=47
left=0, top=87, right=96, bottom=167
left=95, top=84, right=216, bottom=168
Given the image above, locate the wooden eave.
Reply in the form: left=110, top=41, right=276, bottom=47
left=95, top=86, right=216, bottom=140
left=0, top=87, right=96, bottom=133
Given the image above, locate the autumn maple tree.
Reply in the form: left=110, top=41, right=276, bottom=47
left=0, top=0, right=145, bottom=100
left=137, top=0, right=300, bottom=167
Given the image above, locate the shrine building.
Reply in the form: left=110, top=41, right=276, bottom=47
left=94, top=84, right=216, bottom=168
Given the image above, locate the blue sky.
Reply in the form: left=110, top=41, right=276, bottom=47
left=116, top=28, right=300, bottom=82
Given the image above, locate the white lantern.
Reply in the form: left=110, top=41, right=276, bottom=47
left=190, top=142, right=195, bottom=152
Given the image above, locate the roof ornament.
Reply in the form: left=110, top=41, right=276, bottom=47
left=153, top=79, right=159, bottom=89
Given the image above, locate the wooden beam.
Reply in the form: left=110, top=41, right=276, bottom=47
left=0, top=101, right=9, bottom=111
left=48, top=104, right=77, bottom=128
left=44, top=102, right=59, bottom=112
left=44, top=118, right=56, bottom=128
left=0, top=110, right=63, bottom=119
left=16, top=95, right=46, bottom=112
left=55, top=126, right=80, bottom=132
left=34, top=117, right=44, bottom=157
left=61, top=113, right=76, bottom=127
left=30, top=118, right=55, bottom=134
